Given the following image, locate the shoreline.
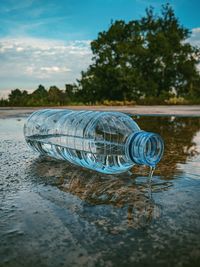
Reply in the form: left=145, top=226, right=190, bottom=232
left=1, top=105, right=200, bottom=118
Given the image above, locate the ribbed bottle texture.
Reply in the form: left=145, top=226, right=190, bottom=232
left=24, top=109, right=164, bottom=174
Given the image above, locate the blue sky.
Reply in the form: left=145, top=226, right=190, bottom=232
left=0, top=0, right=200, bottom=96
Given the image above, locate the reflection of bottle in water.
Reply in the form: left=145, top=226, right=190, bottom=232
left=29, top=157, right=163, bottom=229
left=24, top=109, right=164, bottom=174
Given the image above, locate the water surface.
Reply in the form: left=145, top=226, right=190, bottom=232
left=0, top=115, right=200, bottom=267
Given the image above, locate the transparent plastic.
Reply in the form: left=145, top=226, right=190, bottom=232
left=24, top=109, right=164, bottom=174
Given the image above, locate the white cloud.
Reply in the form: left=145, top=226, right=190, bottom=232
left=188, top=28, right=200, bottom=47
left=16, top=47, right=24, bottom=52
left=0, top=37, right=92, bottom=97
left=40, top=66, right=71, bottom=73
left=25, top=65, right=71, bottom=79
left=191, top=28, right=200, bottom=33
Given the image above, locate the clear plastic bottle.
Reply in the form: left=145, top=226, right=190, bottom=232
left=24, top=109, right=164, bottom=174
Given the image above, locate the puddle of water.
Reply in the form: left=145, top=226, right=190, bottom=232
left=0, top=115, right=200, bottom=267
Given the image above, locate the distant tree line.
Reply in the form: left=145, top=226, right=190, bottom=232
left=0, top=84, right=79, bottom=107
left=0, top=4, right=200, bottom=106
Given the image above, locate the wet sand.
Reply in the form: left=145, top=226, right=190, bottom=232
left=1, top=105, right=200, bottom=118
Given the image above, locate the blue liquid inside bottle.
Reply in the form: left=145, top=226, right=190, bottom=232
left=24, top=109, right=164, bottom=174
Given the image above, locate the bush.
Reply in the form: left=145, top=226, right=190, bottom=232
left=102, top=100, right=136, bottom=106
left=165, top=97, right=189, bottom=105
left=137, top=97, right=165, bottom=105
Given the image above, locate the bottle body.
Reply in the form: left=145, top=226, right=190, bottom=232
left=24, top=109, right=164, bottom=174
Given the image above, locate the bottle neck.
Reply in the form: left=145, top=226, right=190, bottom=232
left=128, top=131, right=164, bottom=167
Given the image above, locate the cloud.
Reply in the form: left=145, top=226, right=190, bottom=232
left=188, top=28, right=200, bottom=47
left=39, top=66, right=71, bottom=73
left=25, top=66, right=71, bottom=79
left=0, top=37, right=92, bottom=97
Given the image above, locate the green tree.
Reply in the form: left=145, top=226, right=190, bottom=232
left=0, top=98, right=8, bottom=106
left=48, top=86, right=65, bottom=105
left=78, top=4, right=200, bottom=102
left=8, top=89, right=24, bottom=106
left=29, top=85, right=48, bottom=106
left=65, top=83, right=79, bottom=102
left=32, top=84, right=48, bottom=99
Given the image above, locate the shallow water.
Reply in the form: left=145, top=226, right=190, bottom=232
left=0, top=115, right=200, bottom=267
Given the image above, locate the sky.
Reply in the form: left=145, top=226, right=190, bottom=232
left=0, top=0, right=200, bottom=97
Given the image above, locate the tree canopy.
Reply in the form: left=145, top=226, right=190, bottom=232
left=78, top=4, right=200, bottom=102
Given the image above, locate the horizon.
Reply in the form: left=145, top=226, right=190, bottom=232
left=0, top=0, right=200, bottom=98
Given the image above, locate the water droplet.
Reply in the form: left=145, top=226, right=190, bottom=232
left=148, top=166, right=155, bottom=180
left=147, top=166, right=155, bottom=199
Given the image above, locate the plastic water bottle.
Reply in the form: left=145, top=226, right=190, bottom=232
left=24, top=109, right=164, bottom=174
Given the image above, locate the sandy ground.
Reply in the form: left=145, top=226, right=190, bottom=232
left=0, top=105, right=200, bottom=118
